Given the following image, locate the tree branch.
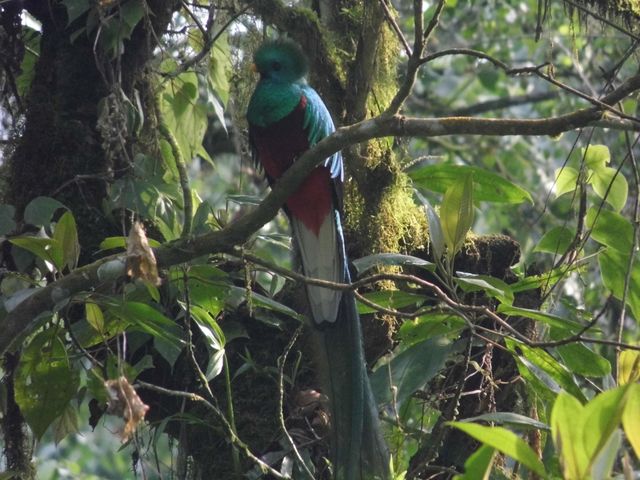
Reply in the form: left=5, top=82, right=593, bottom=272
left=2, top=74, right=640, bottom=354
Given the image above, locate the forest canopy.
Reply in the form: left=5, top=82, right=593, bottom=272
left=0, top=0, right=639, bottom=479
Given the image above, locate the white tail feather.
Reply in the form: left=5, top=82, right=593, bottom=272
left=291, top=213, right=343, bottom=323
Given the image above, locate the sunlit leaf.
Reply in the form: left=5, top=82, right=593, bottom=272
left=498, top=305, right=585, bottom=332
left=617, top=350, right=640, bottom=385
left=440, top=174, right=474, bottom=256
left=555, top=340, right=611, bottom=378
left=455, top=272, right=513, bottom=305
left=460, top=412, right=549, bottom=431
left=14, top=331, right=80, bottom=440
left=589, top=166, right=628, bottom=212
left=410, top=164, right=532, bottom=204
left=53, top=211, right=79, bottom=271
left=85, top=302, right=105, bottom=334
left=447, top=422, right=546, bottom=476
left=583, top=144, right=610, bottom=170
left=554, top=166, right=579, bottom=197
left=587, top=207, right=633, bottom=253
left=551, top=391, right=588, bottom=479
left=453, top=444, right=495, bottom=480
left=622, top=383, right=640, bottom=459
left=534, top=226, right=574, bottom=254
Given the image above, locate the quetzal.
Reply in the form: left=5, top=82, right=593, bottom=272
left=247, top=39, right=390, bottom=479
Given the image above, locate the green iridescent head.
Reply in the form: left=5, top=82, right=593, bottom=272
left=253, top=38, right=309, bottom=83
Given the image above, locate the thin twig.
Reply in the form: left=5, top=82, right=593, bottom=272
left=277, top=326, right=314, bottom=479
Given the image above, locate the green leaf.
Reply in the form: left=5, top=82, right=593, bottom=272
left=589, top=166, right=628, bottom=212
left=551, top=391, right=589, bottom=479
left=100, top=235, right=161, bottom=251
left=455, top=272, right=514, bottom=305
left=454, top=445, right=495, bottom=480
left=371, top=336, right=452, bottom=408
left=352, top=253, right=434, bottom=276
left=447, top=422, right=546, bottom=477
left=440, top=174, right=474, bottom=256
left=62, top=0, right=91, bottom=25
left=555, top=340, right=611, bottom=377
left=398, top=313, right=466, bottom=345
left=618, top=350, right=640, bottom=385
left=410, top=165, right=532, bottom=204
left=534, top=226, right=575, bottom=254
left=53, top=211, right=79, bottom=271
left=506, top=338, right=586, bottom=402
left=583, top=144, right=610, bottom=170
left=14, top=331, right=80, bottom=439
left=10, top=236, right=64, bottom=271
left=598, top=249, right=640, bottom=321
left=187, top=304, right=225, bottom=351
left=622, top=383, right=640, bottom=459
left=590, top=429, right=621, bottom=480
left=415, top=190, right=445, bottom=259
left=52, top=404, right=79, bottom=444
left=228, top=286, right=303, bottom=321
left=23, top=196, right=67, bottom=227
left=460, top=412, right=549, bottom=431
left=586, top=207, right=633, bottom=253
left=110, top=302, right=184, bottom=365
left=0, top=204, right=16, bottom=236
left=497, top=305, right=586, bottom=332
left=357, top=290, right=425, bottom=315
left=85, top=302, right=105, bottom=334
left=554, top=166, right=579, bottom=197
left=582, top=386, right=628, bottom=469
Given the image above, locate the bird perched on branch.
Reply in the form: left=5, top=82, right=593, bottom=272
left=247, top=38, right=390, bottom=479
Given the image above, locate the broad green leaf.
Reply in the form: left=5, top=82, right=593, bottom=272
left=554, top=166, right=579, bottom=197
left=440, top=174, right=474, bottom=256
left=161, top=68, right=209, bottom=162
left=583, top=145, right=610, bottom=170
left=618, top=350, right=640, bottom=385
left=498, top=305, right=585, bottom=332
left=187, top=304, right=225, bottom=351
left=455, top=272, right=514, bottom=305
left=23, top=196, right=67, bottom=227
left=454, top=445, right=495, bottom=480
left=85, top=302, right=105, bottom=334
left=0, top=204, right=16, bottom=236
left=590, top=429, right=621, bottom=480
left=582, top=386, right=629, bottom=467
left=410, top=165, right=532, bottom=204
left=398, top=313, right=466, bottom=345
left=534, top=226, right=575, bottom=254
left=506, top=338, right=586, bottom=402
left=555, top=340, right=611, bottom=377
left=371, top=336, right=452, bottom=407
left=586, top=207, right=633, bottom=253
left=110, top=301, right=184, bottom=365
left=460, top=412, right=549, bottom=431
left=52, top=404, right=79, bottom=444
left=14, top=331, right=80, bottom=439
left=447, top=422, right=546, bottom=477
left=598, top=249, right=640, bottom=321
left=352, top=253, right=434, bottom=276
left=509, top=266, right=570, bottom=293
left=357, top=290, right=425, bottom=315
left=10, top=236, right=64, bottom=272
left=622, top=383, right=640, bottom=459
left=589, top=166, right=628, bottom=212
left=53, top=211, right=79, bottom=271
left=551, top=392, right=589, bottom=479
left=16, top=29, right=39, bottom=97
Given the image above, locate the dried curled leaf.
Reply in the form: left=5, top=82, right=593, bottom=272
left=126, top=221, right=161, bottom=286
left=105, top=376, right=149, bottom=441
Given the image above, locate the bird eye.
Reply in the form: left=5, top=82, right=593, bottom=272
left=271, top=61, right=281, bottom=71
